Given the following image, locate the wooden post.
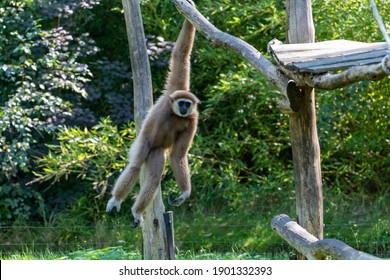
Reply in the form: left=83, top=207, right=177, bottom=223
left=164, top=211, right=176, bottom=260
left=286, top=0, right=323, bottom=242
left=122, top=0, right=168, bottom=260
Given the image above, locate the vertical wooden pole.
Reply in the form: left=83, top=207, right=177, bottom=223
left=286, top=0, right=323, bottom=242
left=164, top=211, right=176, bottom=260
left=122, top=0, right=168, bottom=260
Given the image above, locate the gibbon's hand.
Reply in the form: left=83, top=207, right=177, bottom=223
left=168, top=191, right=190, bottom=206
left=106, top=196, right=121, bottom=213
left=132, top=211, right=143, bottom=228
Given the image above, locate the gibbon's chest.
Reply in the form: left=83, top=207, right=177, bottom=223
left=148, top=113, right=191, bottom=149
left=161, top=115, right=190, bottom=148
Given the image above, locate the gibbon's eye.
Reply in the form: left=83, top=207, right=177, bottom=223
left=178, top=100, right=191, bottom=108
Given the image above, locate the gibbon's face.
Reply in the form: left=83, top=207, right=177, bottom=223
left=172, top=98, right=194, bottom=117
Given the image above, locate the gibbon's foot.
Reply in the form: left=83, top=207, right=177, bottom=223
left=106, top=196, right=122, bottom=213
left=168, top=191, right=190, bottom=206
left=132, top=212, right=143, bottom=228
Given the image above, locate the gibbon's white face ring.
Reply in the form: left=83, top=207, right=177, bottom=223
left=172, top=98, right=194, bottom=117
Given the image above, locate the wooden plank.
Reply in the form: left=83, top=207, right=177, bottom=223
left=279, top=43, right=385, bottom=64
left=273, top=41, right=383, bottom=61
left=291, top=49, right=388, bottom=72
left=273, top=40, right=368, bottom=61
left=270, top=40, right=388, bottom=73
left=273, top=40, right=368, bottom=52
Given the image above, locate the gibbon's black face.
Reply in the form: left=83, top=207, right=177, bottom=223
left=178, top=100, right=192, bottom=115
left=172, top=98, right=194, bottom=117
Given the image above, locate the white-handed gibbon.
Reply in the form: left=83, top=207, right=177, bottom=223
left=106, top=12, right=198, bottom=228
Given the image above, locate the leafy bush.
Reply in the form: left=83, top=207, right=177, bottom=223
left=0, top=0, right=98, bottom=224
left=318, top=80, right=390, bottom=193
left=33, top=118, right=133, bottom=197
left=185, top=65, right=294, bottom=213
left=0, top=1, right=92, bottom=177
left=0, top=183, right=43, bottom=226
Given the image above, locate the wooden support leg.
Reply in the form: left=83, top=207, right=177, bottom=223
left=289, top=86, right=323, bottom=241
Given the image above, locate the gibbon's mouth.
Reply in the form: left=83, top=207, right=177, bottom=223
left=179, top=107, right=189, bottom=115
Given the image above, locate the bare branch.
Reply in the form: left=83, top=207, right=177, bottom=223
left=313, top=58, right=390, bottom=89
left=172, top=0, right=289, bottom=96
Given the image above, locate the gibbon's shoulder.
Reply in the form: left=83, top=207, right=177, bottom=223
left=142, top=94, right=171, bottom=125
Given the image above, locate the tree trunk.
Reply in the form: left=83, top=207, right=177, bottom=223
left=122, top=0, right=168, bottom=260
left=286, top=0, right=323, bottom=243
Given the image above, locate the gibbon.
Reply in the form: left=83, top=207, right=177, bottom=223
left=106, top=15, right=198, bottom=228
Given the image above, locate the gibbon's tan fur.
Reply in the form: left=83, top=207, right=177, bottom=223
left=106, top=16, right=198, bottom=227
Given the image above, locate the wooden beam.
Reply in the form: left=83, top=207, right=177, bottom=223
left=313, top=61, right=390, bottom=89
left=286, top=0, right=324, bottom=244
left=271, top=214, right=381, bottom=260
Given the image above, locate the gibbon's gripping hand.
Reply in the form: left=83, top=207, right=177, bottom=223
left=168, top=191, right=190, bottom=206
left=106, top=196, right=122, bottom=213
left=132, top=211, right=143, bottom=229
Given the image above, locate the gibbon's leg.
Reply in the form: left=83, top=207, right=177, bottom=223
left=168, top=130, right=195, bottom=206
left=132, top=147, right=166, bottom=228
left=106, top=137, right=150, bottom=213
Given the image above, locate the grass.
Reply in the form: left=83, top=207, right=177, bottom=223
left=1, top=246, right=291, bottom=260
left=1, top=189, right=389, bottom=260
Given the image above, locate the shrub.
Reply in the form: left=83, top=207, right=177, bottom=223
left=33, top=118, right=134, bottom=198
left=0, top=0, right=96, bottom=224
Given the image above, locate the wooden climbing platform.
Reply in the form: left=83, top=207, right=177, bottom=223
left=269, top=40, right=388, bottom=73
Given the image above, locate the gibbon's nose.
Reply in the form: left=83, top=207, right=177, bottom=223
left=179, top=106, right=188, bottom=116
left=179, top=106, right=188, bottom=115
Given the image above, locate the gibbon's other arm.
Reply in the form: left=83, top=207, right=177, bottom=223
left=164, top=18, right=195, bottom=93
left=168, top=120, right=197, bottom=206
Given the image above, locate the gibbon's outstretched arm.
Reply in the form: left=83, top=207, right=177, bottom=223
left=164, top=19, right=195, bottom=93
left=107, top=4, right=198, bottom=228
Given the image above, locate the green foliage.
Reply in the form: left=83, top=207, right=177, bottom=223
left=1, top=245, right=291, bottom=260
left=0, top=0, right=95, bottom=224
left=0, top=182, right=43, bottom=226
left=318, top=80, right=390, bottom=192
left=199, top=0, right=285, bottom=50
left=34, top=118, right=134, bottom=197
left=313, top=0, right=390, bottom=42
left=0, top=1, right=91, bottom=178
left=1, top=0, right=389, bottom=258
left=185, top=65, right=294, bottom=213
